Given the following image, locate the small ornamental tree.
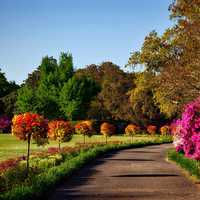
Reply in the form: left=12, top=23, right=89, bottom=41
left=100, top=122, right=116, bottom=143
left=48, top=120, right=74, bottom=149
left=160, top=125, right=170, bottom=135
left=147, top=125, right=157, bottom=135
left=12, top=113, right=48, bottom=174
left=75, top=121, right=92, bottom=144
left=125, top=124, right=139, bottom=142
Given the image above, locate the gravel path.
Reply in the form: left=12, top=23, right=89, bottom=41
left=48, top=144, right=200, bottom=200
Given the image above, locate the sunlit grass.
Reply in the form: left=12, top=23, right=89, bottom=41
left=0, top=133, right=152, bottom=161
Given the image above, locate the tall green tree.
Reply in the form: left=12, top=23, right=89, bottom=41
left=59, top=76, right=100, bottom=120
left=16, top=85, right=36, bottom=113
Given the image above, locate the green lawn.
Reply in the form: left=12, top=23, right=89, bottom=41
left=0, top=133, right=152, bottom=161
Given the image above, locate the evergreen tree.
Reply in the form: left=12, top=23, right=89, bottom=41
left=59, top=76, right=100, bottom=120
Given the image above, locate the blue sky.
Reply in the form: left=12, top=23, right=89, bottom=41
left=0, top=0, right=174, bottom=84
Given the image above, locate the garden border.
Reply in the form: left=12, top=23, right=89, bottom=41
left=0, top=136, right=172, bottom=200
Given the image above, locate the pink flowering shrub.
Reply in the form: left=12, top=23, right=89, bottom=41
left=172, top=97, right=200, bottom=160
left=0, top=116, right=11, bottom=133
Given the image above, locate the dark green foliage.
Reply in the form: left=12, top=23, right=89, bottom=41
left=58, top=52, right=73, bottom=85
left=168, top=149, right=200, bottom=180
left=16, top=52, right=99, bottom=120
left=59, top=76, right=100, bottom=120
left=0, top=68, right=19, bottom=116
left=0, top=69, right=19, bottom=98
left=16, top=86, right=37, bottom=113
left=0, top=91, right=18, bottom=117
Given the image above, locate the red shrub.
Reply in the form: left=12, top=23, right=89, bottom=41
left=147, top=125, right=157, bottom=135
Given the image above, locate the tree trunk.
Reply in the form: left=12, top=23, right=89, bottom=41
left=106, top=135, right=107, bottom=144
left=84, top=134, right=85, bottom=144
left=58, top=139, right=61, bottom=150
left=26, top=134, right=31, bottom=176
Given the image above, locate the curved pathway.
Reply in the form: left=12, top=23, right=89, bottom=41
left=48, top=144, right=200, bottom=200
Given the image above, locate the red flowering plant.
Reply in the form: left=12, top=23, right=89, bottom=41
left=75, top=121, right=93, bottom=144
left=12, top=113, right=48, bottom=174
left=0, top=116, right=11, bottom=133
left=171, top=97, right=200, bottom=160
left=147, top=125, right=157, bottom=135
left=100, top=122, right=116, bottom=143
left=48, top=120, right=74, bottom=149
left=160, top=125, right=170, bottom=135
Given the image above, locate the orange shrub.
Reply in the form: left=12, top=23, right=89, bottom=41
left=75, top=121, right=92, bottom=136
left=147, top=125, right=157, bottom=135
left=48, top=120, right=74, bottom=148
left=100, top=122, right=116, bottom=137
left=12, top=113, right=48, bottom=173
left=160, top=125, right=170, bottom=135
left=125, top=124, right=139, bottom=136
left=82, top=120, right=93, bottom=133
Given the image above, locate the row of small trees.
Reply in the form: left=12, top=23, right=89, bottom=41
left=12, top=112, right=171, bottom=174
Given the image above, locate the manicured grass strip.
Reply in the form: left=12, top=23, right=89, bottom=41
left=168, top=149, right=200, bottom=180
left=0, top=136, right=172, bottom=200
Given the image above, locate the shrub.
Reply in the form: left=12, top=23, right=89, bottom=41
left=75, top=121, right=93, bottom=143
left=100, top=122, right=116, bottom=143
left=160, top=125, right=170, bottom=135
left=12, top=113, right=48, bottom=174
left=0, top=116, right=11, bottom=133
left=147, top=125, right=157, bottom=135
left=171, top=97, right=200, bottom=160
left=125, top=124, right=139, bottom=142
left=48, top=120, right=74, bottom=149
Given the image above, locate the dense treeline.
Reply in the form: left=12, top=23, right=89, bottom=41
left=0, top=0, right=199, bottom=127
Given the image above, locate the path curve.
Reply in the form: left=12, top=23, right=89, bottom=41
left=48, top=144, right=200, bottom=200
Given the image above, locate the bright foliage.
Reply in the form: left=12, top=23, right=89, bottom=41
left=172, top=97, right=200, bottom=160
left=75, top=121, right=93, bottom=137
left=147, top=125, right=157, bottom=135
left=48, top=120, right=74, bottom=143
left=100, top=122, right=116, bottom=137
left=125, top=124, right=139, bottom=136
left=12, top=113, right=48, bottom=144
left=160, top=125, right=170, bottom=135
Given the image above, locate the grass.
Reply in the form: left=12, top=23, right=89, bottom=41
left=0, top=136, right=172, bottom=200
left=0, top=133, right=152, bottom=161
left=168, top=149, right=200, bottom=180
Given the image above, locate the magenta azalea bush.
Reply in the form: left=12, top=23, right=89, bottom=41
left=0, top=116, right=11, bottom=133
left=171, top=97, right=200, bottom=160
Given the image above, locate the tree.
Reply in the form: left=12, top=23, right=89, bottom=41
left=127, top=0, right=200, bottom=118
left=16, top=53, right=75, bottom=119
left=129, top=72, right=165, bottom=126
left=0, top=91, right=18, bottom=117
left=48, top=120, right=74, bottom=149
left=0, top=68, right=19, bottom=116
left=74, top=121, right=93, bottom=144
left=0, top=68, right=19, bottom=98
left=125, top=124, right=139, bottom=142
left=16, top=85, right=37, bottom=113
left=59, top=76, right=100, bottom=120
left=100, top=122, right=116, bottom=143
left=12, top=113, right=48, bottom=174
left=76, top=62, right=135, bottom=121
